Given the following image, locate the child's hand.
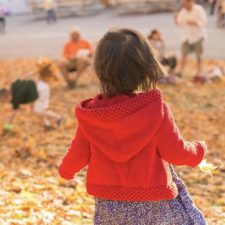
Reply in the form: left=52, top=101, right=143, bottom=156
left=22, top=70, right=37, bottom=79
left=199, top=159, right=218, bottom=177
left=3, top=123, right=13, bottom=131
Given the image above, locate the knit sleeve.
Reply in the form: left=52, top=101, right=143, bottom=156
left=59, top=126, right=90, bottom=180
left=156, top=102, right=206, bottom=167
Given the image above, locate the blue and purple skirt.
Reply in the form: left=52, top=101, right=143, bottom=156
left=94, top=167, right=207, bottom=225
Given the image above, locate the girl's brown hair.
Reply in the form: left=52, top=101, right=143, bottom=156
left=94, top=28, right=165, bottom=97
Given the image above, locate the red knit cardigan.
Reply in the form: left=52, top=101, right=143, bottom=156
left=59, top=89, right=206, bottom=201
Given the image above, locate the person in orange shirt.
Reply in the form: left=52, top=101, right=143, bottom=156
left=58, top=27, right=93, bottom=88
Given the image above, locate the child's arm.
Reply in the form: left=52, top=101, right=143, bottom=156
left=59, top=126, right=90, bottom=180
left=22, top=70, right=37, bottom=79
left=156, top=103, right=206, bottom=167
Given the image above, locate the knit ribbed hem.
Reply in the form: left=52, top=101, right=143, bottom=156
left=87, top=182, right=178, bottom=202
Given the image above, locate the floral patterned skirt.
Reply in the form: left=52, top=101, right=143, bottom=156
left=94, top=167, right=207, bottom=225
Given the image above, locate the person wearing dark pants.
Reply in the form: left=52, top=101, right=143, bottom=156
left=0, top=16, right=5, bottom=33
left=210, top=0, right=217, bottom=15
left=0, top=5, right=5, bottom=33
left=44, top=0, right=57, bottom=24
left=47, top=9, right=57, bottom=24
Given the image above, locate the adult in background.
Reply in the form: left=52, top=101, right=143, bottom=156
left=175, top=0, right=207, bottom=81
left=0, top=2, right=5, bottom=33
left=58, top=27, right=93, bottom=88
left=217, top=0, right=225, bottom=27
left=44, top=0, right=57, bottom=24
left=209, top=0, right=217, bottom=15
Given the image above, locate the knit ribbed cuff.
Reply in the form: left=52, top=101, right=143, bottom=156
left=191, top=141, right=207, bottom=167
left=58, top=166, right=74, bottom=180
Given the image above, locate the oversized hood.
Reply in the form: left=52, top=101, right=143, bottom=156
left=75, top=89, right=164, bottom=163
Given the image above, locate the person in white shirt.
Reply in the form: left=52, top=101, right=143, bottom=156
left=175, top=0, right=207, bottom=78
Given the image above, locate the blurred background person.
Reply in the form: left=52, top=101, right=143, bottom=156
left=44, top=0, right=57, bottom=24
left=209, top=0, right=217, bottom=15
left=217, top=0, right=225, bottom=27
left=148, top=29, right=177, bottom=79
left=0, top=59, right=63, bottom=131
left=175, top=0, right=207, bottom=81
left=33, top=59, right=63, bottom=130
left=0, top=1, right=5, bottom=33
left=58, top=27, right=93, bottom=88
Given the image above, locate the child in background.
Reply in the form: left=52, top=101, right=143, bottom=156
left=34, top=59, right=63, bottom=129
left=59, top=29, right=207, bottom=225
left=148, top=29, right=178, bottom=84
left=0, top=59, right=63, bottom=131
left=148, top=29, right=166, bottom=60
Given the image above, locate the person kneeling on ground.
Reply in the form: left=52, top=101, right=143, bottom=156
left=57, top=27, right=93, bottom=88
left=0, top=59, right=63, bottom=131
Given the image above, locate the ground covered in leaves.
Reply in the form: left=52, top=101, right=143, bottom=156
left=0, top=59, right=225, bottom=225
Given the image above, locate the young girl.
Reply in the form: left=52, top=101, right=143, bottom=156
left=148, top=29, right=178, bottom=84
left=59, top=28, right=207, bottom=225
left=33, top=59, right=63, bottom=129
